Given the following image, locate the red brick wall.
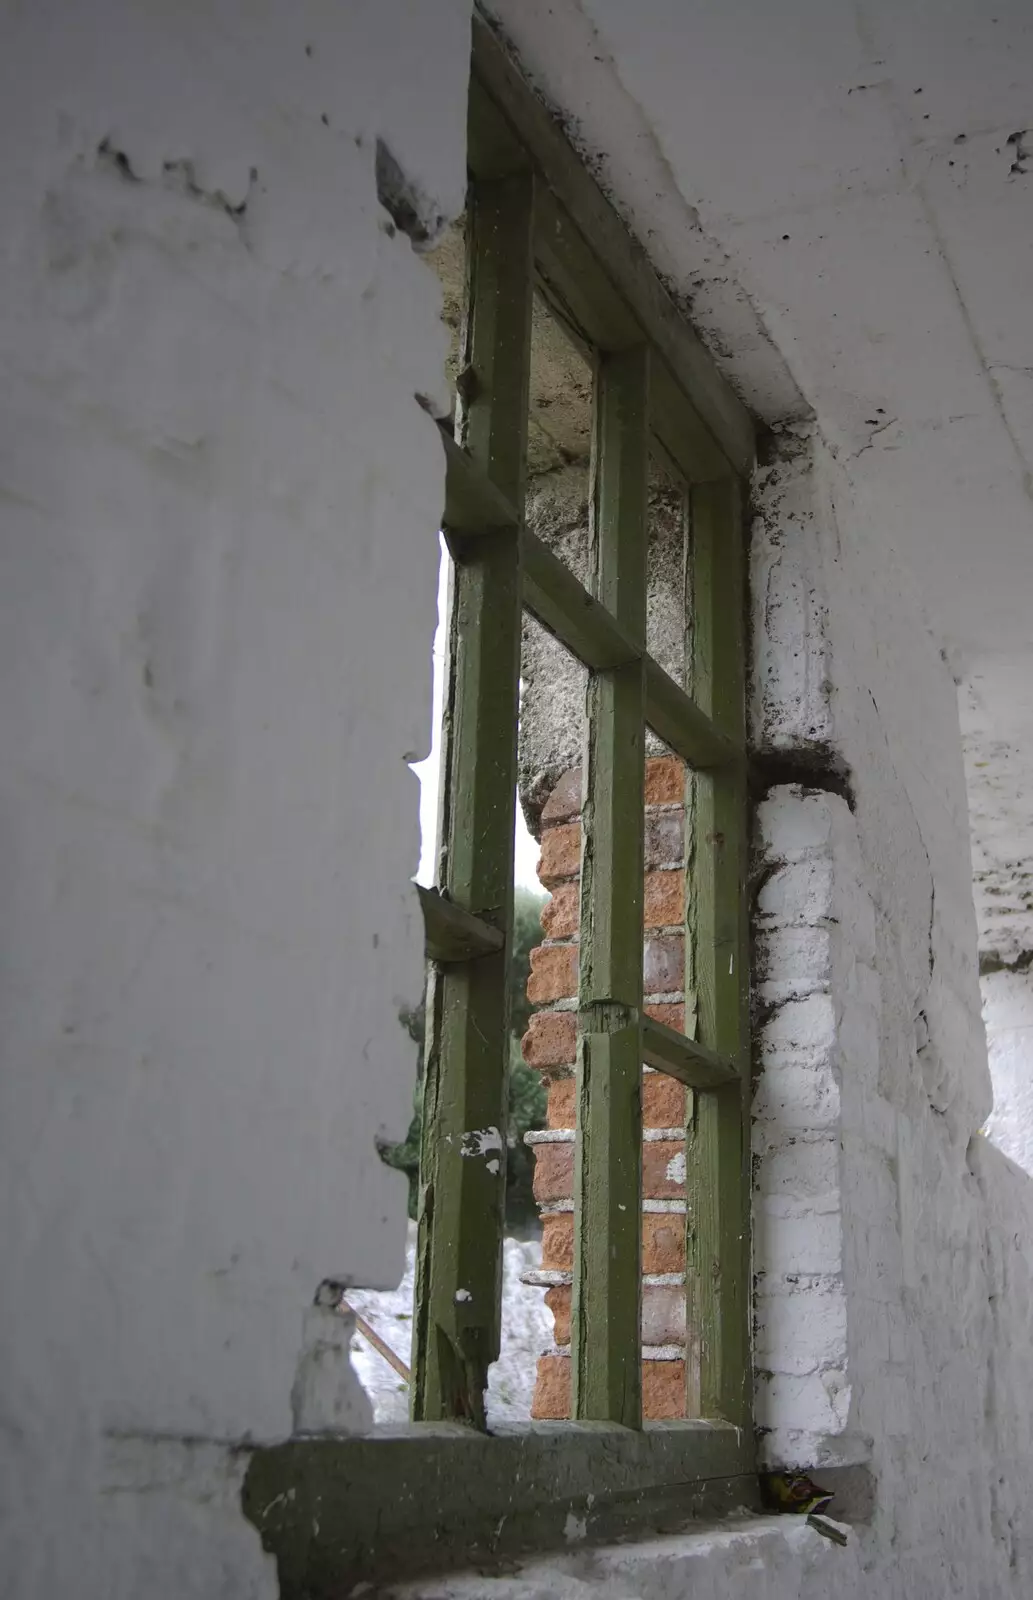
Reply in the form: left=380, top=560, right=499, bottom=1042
left=521, top=757, right=695, bottom=1420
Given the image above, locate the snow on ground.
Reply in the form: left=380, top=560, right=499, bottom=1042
left=347, top=1223, right=554, bottom=1426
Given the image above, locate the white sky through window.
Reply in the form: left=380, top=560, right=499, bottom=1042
left=413, top=539, right=542, bottom=891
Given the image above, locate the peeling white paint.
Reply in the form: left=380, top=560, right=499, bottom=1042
left=460, top=1127, right=504, bottom=1159
left=665, top=1151, right=687, bottom=1185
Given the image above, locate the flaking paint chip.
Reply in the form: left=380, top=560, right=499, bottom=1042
left=666, top=1150, right=687, bottom=1185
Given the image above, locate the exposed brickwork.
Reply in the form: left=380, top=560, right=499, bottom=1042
left=544, top=1284, right=570, bottom=1346
left=645, top=810, right=685, bottom=869
left=522, top=1009, right=576, bottom=1069
left=530, top=1355, right=688, bottom=1421
left=541, top=1211, right=574, bottom=1271
left=644, top=868, right=684, bottom=929
left=643, top=1139, right=688, bottom=1199
left=643, top=1211, right=686, bottom=1274
left=643, top=935, right=684, bottom=994
left=644, top=755, right=686, bottom=806
left=643, top=1074, right=687, bottom=1127
left=644, top=1000, right=685, bottom=1033
left=540, top=880, right=579, bottom=939
left=538, top=821, right=581, bottom=885
left=540, top=766, right=583, bottom=824
left=643, top=1359, right=689, bottom=1420
left=526, top=943, right=578, bottom=1005
left=523, top=759, right=692, bottom=1420
left=544, top=1283, right=686, bottom=1349
left=542, top=1209, right=687, bottom=1274
left=530, top=1352, right=571, bottom=1420
left=546, top=1077, right=576, bottom=1128
left=531, top=1141, right=574, bottom=1204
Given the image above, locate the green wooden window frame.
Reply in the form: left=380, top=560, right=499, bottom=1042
left=244, top=17, right=754, bottom=1592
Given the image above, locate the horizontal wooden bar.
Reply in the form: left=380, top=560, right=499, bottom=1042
left=470, top=18, right=755, bottom=482
left=417, top=884, right=505, bottom=965
left=244, top=1424, right=756, bottom=1593
left=642, top=1014, right=738, bottom=1091
left=522, top=528, right=638, bottom=669
left=439, top=423, right=520, bottom=534
left=644, top=656, right=743, bottom=771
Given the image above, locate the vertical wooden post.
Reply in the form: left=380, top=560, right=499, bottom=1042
left=412, top=172, right=534, bottom=1427
left=685, top=476, right=751, bottom=1429
left=572, top=346, right=649, bottom=1425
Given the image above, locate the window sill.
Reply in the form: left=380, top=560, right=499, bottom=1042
left=242, top=1421, right=757, bottom=1596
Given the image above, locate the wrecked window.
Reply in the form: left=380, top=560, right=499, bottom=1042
left=254, top=18, right=756, bottom=1585
left=404, top=122, right=750, bottom=1431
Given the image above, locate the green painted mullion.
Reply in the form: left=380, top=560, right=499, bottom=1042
left=412, top=172, right=534, bottom=1428
left=572, top=346, right=649, bottom=1426
left=684, top=477, right=751, bottom=1430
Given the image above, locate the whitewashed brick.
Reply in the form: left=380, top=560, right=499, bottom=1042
left=756, top=1370, right=852, bottom=1435
left=756, top=857, right=834, bottom=927
left=759, top=993, right=837, bottom=1062
left=755, top=1286, right=848, bottom=1375
left=753, top=1132, right=839, bottom=1200
left=753, top=1060, right=842, bottom=1130
left=756, top=788, right=837, bottom=857
left=755, top=926, right=832, bottom=1004
left=755, top=1204, right=844, bottom=1277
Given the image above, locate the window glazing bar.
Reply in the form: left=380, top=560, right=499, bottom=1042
left=684, top=476, right=751, bottom=1429
left=572, top=344, right=649, bottom=1426
left=412, top=171, right=534, bottom=1428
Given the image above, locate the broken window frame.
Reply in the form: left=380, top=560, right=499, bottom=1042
left=244, top=14, right=754, bottom=1588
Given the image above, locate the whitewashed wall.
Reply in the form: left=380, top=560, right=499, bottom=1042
left=746, top=427, right=1033, bottom=1596
left=0, top=3, right=469, bottom=1595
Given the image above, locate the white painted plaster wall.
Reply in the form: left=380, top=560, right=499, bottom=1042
left=983, top=970, right=1033, bottom=1176
left=0, top=3, right=469, bottom=1595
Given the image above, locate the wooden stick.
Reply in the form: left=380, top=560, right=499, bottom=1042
left=342, top=1299, right=411, bottom=1385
